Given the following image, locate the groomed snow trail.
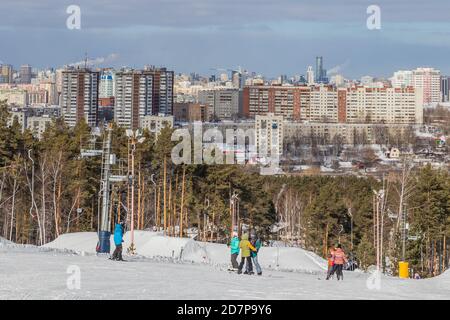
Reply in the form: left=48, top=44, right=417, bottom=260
left=1, top=243, right=450, bottom=300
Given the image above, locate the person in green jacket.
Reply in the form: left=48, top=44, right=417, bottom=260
left=229, top=232, right=240, bottom=270
left=238, top=233, right=257, bottom=274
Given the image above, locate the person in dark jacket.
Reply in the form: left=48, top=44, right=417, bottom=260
left=111, top=221, right=125, bottom=261
left=250, top=233, right=262, bottom=275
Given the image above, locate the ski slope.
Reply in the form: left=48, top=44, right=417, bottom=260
left=1, top=242, right=450, bottom=300
left=43, top=231, right=327, bottom=274
left=1, top=233, right=449, bottom=300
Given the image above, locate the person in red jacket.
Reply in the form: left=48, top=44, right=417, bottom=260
left=332, top=244, right=347, bottom=281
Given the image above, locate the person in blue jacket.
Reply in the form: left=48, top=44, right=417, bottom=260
left=229, top=232, right=240, bottom=271
left=111, top=221, right=125, bottom=261
left=250, top=233, right=262, bottom=275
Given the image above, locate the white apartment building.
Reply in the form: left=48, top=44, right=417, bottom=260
left=255, top=113, right=284, bottom=159
left=308, top=86, right=338, bottom=122
left=343, top=86, right=423, bottom=124
left=60, top=68, right=99, bottom=127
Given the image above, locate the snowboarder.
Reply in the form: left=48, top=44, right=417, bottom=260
left=229, top=232, right=240, bottom=271
left=332, top=244, right=347, bottom=281
left=237, top=233, right=257, bottom=275
left=111, top=221, right=125, bottom=261
left=325, top=247, right=336, bottom=280
left=250, top=233, right=262, bottom=275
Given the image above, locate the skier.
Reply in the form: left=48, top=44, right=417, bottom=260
left=237, top=233, right=257, bottom=275
left=332, top=244, right=347, bottom=280
left=229, top=232, right=240, bottom=271
left=250, top=233, right=262, bottom=275
left=325, top=247, right=336, bottom=280
left=111, top=221, right=125, bottom=261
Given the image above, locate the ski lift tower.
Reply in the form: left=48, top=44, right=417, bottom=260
left=81, top=124, right=127, bottom=253
left=230, top=191, right=239, bottom=236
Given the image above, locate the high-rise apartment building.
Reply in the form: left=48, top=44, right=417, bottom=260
left=60, top=68, right=99, bottom=127
left=243, top=85, right=311, bottom=121
left=19, top=64, right=32, bottom=84
left=0, top=64, right=13, bottom=84
left=114, top=67, right=174, bottom=129
left=149, top=66, right=174, bottom=115
left=411, top=68, right=441, bottom=105
left=114, top=69, right=153, bottom=129
left=232, top=70, right=243, bottom=89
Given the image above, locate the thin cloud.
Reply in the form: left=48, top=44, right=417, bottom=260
left=66, top=53, right=120, bottom=67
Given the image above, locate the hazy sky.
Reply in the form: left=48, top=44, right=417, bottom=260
left=2, top=0, right=450, bottom=78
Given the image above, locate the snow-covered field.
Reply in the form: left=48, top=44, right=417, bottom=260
left=1, top=233, right=450, bottom=300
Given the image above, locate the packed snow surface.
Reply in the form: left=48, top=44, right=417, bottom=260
left=0, top=232, right=448, bottom=300
left=44, top=231, right=327, bottom=273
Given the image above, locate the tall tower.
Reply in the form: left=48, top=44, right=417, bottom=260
left=61, top=67, right=100, bottom=127
left=307, top=66, right=315, bottom=86
left=315, top=56, right=323, bottom=83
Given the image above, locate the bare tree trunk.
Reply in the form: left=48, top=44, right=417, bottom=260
left=163, top=157, right=167, bottom=234
left=179, top=167, right=186, bottom=238
left=40, top=156, right=47, bottom=244
left=0, top=171, right=6, bottom=238
left=9, top=176, right=17, bottom=241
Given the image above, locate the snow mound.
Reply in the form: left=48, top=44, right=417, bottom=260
left=44, top=231, right=327, bottom=273
left=0, top=236, right=12, bottom=245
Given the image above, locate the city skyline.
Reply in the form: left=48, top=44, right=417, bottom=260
left=2, top=0, right=450, bottom=78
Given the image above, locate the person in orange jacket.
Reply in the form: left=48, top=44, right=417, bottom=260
left=326, top=246, right=336, bottom=280
left=332, top=244, right=348, bottom=281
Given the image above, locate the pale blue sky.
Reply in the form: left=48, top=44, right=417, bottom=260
left=1, top=0, right=450, bottom=78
